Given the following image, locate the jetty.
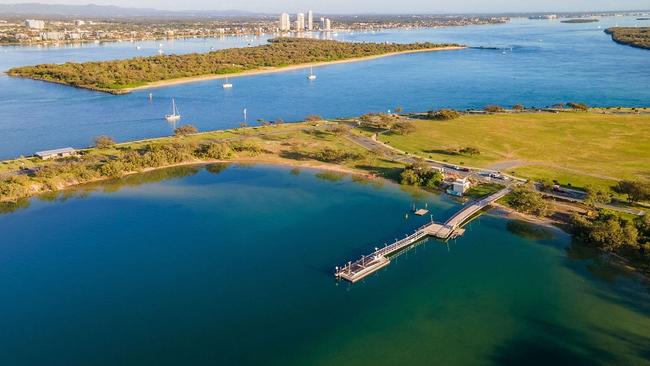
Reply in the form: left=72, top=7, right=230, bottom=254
left=335, top=188, right=510, bottom=283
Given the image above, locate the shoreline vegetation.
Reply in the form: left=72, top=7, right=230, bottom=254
left=1, top=108, right=648, bottom=274
left=6, top=38, right=463, bottom=94
left=605, top=27, right=650, bottom=49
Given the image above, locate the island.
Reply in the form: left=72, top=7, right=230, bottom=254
left=561, top=19, right=599, bottom=23
left=6, top=38, right=463, bottom=94
left=605, top=27, right=650, bottom=49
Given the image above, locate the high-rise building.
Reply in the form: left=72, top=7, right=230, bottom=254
left=25, top=19, right=45, bottom=29
left=296, top=13, right=305, bottom=31
left=307, top=10, right=313, bottom=31
left=280, top=13, right=290, bottom=31
left=325, top=18, right=332, bottom=31
left=320, top=17, right=326, bottom=30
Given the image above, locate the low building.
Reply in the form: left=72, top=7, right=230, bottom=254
left=40, top=32, right=63, bottom=41
left=448, top=178, right=471, bottom=197
left=35, top=147, right=76, bottom=160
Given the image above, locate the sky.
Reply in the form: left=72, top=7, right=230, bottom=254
left=0, top=0, right=648, bottom=13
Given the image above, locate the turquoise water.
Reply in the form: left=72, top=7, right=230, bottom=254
left=1, top=17, right=649, bottom=159
left=0, top=165, right=648, bottom=365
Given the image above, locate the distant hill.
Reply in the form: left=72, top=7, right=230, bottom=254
left=0, top=3, right=262, bottom=18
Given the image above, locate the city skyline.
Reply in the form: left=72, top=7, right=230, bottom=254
left=0, top=0, right=649, bottom=14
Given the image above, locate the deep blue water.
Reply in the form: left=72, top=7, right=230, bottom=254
left=0, top=164, right=648, bottom=365
left=1, top=17, right=649, bottom=159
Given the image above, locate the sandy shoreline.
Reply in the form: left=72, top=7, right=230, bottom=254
left=124, top=46, right=465, bottom=92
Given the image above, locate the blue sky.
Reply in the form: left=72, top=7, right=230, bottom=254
left=1, top=0, right=649, bottom=13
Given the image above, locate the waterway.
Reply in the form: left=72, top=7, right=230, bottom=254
left=0, top=164, right=648, bottom=365
left=1, top=17, right=649, bottom=159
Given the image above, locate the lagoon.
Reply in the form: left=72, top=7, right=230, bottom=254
left=1, top=17, right=649, bottom=159
left=0, top=164, right=648, bottom=365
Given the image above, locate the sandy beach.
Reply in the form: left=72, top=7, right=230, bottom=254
left=124, top=46, right=465, bottom=92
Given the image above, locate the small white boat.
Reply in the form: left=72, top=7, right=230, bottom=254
left=307, top=67, right=317, bottom=80
left=165, top=99, right=181, bottom=122
left=222, top=77, right=233, bottom=89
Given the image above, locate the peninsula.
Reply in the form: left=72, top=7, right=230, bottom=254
left=6, top=38, right=463, bottom=93
left=2, top=107, right=648, bottom=275
left=605, top=27, right=650, bottom=49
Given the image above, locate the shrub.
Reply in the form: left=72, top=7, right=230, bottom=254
left=174, top=124, right=198, bottom=136
left=230, top=139, right=263, bottom=156
left=391, top=121, right=416, bottom=135
left=99, top=160, right=127, bottom=178
left=459, top=147, right=480, bottom=156
left=0, top=175, right=32, bottom=200
left=428, top=109, right=461, bottom=120
left=567, top=102, right=588, bottom=111
left=310, top=147, right=361, bottom=163
left=512, top=104, right=525, bottom=111
left=330, top=124, right=349, bottom=136
left=200, top=142, right=234, bottom=160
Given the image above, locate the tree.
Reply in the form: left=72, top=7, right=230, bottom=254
left=585, top=185, right=612, bottom=206
left=400, top=160, right=443, bottom=188
left=572, top=211, right=639, bottom=252
left=512, top=104, right=525, bottom=111
left=505, top=184, right=549, bottom=216
left=305, top=115, right=323, bottom=123
left=484, top=105, right=505, bottom=113
left=394, top=106, right=403, bottom=114
left=174, top=124, right=198, bottom=136
left=615, top=180, right=650, bottom=203
left=428, top=109, right=460, bottom=120
left=94, top=135, right=116, bottom=149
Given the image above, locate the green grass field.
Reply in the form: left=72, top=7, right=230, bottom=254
left=380, top=112, right=650, bottom=193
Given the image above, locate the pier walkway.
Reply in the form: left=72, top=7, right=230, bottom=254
left=335, top=188, right=510, bottom=283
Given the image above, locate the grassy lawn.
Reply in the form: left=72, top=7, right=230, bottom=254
left=465, top=183, right=506, bottom=199
left=509, top=165, right=619, bottom=192
left=380, top=112, right=650, bottom=192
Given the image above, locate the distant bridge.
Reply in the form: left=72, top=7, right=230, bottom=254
left=335, top=188, right=510, bottom=283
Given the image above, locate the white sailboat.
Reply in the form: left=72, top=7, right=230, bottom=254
left=307, top=67, right=317, bottom=80
left=222, top=76, right=233, bottom=89
left=165, top=99, right=181, bottom=122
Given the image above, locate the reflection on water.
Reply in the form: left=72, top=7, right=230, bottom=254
left=506, top=219, right=555, bottom=241
left=0, top=164, right=207, bottom=215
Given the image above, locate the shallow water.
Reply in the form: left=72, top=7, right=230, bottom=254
left=0, top=164, right=648, bottom=365
left=1, top=17, right=649, bottom=159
